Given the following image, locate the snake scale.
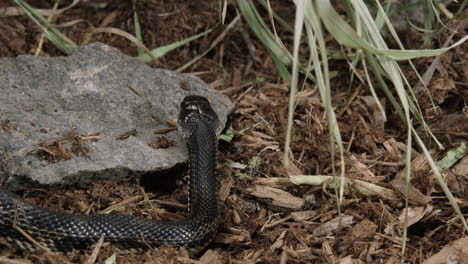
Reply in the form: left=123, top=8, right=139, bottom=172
left=0, top=95, right=220, bottom=252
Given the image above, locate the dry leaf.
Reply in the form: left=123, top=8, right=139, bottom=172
left=398, top=206, right=433, bottom=227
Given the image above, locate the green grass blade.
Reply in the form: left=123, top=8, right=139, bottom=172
left=303, top=1, right=346, bottom=208
left=258, top=0, right=294, bottom=32
left=132, top=1, right=144, bottom=57
left=454, top=0, right=467, bottom=17
left=316, top=0, right=467, bottom=60
left=15, top=0, right=77, bottom=54
left=176, top=16, right=238, bottom=72
left=237, top=0, right=292, bottom=66
left=283, top=0, right=305, bottom=166
left=137, top=26, right=215, bottom=63
left=353, top=0, right=467, bottom=239
left=374, top=0, right=442, bottom=149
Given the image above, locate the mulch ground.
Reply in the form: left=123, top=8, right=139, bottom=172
left=0, top=1, right=467, bottom=263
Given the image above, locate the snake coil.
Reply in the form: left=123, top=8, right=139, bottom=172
left=0, top=95, right=220, bottom=252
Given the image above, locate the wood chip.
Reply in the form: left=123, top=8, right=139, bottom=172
left=422, top=236, right=468, bottom=264
left=351, top=219, right=377, bottom=239
left=349, top=155, right=379, bottom=183
left=284, top=158, right=304, bottom=176
left=213, top=232, right=248, bottom=245
left=253, top=177, right=293, bottom=188
left=154, top=127, right=177, bottom=134
left=291, top=211, right=317, bottom=221
left=115, top=129, right=137, bottom=140
left=390, top=179, right=430, bottom=205
left=199, top=249, right=222, bottom=264
left=360, top=95, right=386, bottom=138
left=147, top=137, right=176, bottom=149
left=269, top=231, right=286, bottom=252
left=313, top=215, right=354, bottom=237
left=0, top=257, right=32, bottom=264
left=246, top=185, right=304, bottom=210
left=390, top=152, right=437, bottom=205
left=453, top=155, right=468, bottom=176
left=219, top=176, right=233, bottom=202
left=338, top=256, right=361, bottom=264
left=263, top=216, right=292, bottom=229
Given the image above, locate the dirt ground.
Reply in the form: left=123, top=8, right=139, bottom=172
left=0, top=1, right=467, bottom=263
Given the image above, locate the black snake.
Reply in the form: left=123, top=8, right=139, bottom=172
left=0, top=95, right=220, bottom=252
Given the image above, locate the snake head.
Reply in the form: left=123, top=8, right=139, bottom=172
left=178, top=95, right=219, bottom=138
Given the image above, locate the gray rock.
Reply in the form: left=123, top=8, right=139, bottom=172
left=0, top=43, right=233, bottom=190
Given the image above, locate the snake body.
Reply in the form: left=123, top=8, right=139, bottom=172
left=0, top=95, right=220, bottom=251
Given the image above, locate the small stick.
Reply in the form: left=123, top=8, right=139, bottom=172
left=127, top=84, right=143, bottom=96
left=98, top=195, right=145, bottom=214
left=85, top=236, right=105, bottom=264
left=13, top=225, right=73, bottom=264
left=139, top=232, right=153, bottom=250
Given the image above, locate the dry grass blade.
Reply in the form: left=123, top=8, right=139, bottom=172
left=1, top=0, right=80, bottom=16
left=34, top=1, right=59, bottom=56
left=237, top=0, right=292, bottom=79
left=98, top=194, right=153, bottom=214
left=177, top=15, right=240, bottom=72
left=54, top=19, right=89, bottom=28
left=92, top=27, right=156, bottom=61
left=137, top=26, right=216, bottom=63
left=415, top=23, right=462, bottom=93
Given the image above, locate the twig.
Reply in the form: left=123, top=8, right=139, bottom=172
left=360, top=159, right=406, bottom=166
left=138, top=232, right=153, bottom=250
left=98, top=194, right=145, bottom=214
left=85, top=236, right=105, bottom=264
left=13, top=225, right=73, bottom=264
left=127, top=84, right=143, bottom=96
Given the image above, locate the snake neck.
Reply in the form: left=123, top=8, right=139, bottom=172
left=185, top=117, right=219, bottom=220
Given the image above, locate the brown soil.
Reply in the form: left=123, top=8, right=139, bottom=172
left=0, top=1, right=467, bottom=263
